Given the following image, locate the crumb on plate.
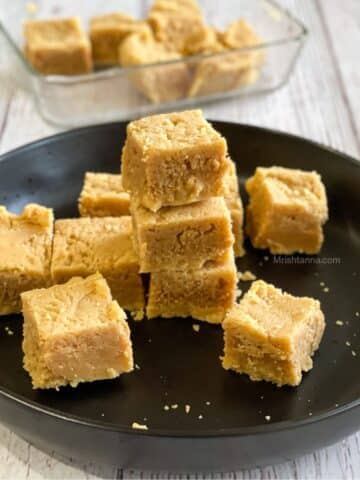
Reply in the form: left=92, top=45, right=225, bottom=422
left=132, top=422, right=148, bottom=430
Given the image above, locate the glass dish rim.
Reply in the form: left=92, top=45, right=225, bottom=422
left=0, top=0, right=308, bottom=85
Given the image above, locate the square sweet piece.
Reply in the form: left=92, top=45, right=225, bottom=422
left=132, top=196, right=233, bottom=272
left=147, top=249, right=237, bottom=323
left=222, top=280, right=325, bottom=386
left=149, top=3, right=206, bottom=55
left=245, top=167, right=328, bottom=254
left=188, top=18, right=263, bottom=98
left=121, top=110, right=229, bottom=211
left=224, top=161, right=245, bottom=257
left=51, top=217, right=144, bottom=317
left=184, top=27, right=224, bottom=56
left=221, top=19, right=262, bottom=52
left=188, top=52, right=258, bottom=98
left=78, top=172, right=130, bottom=217
left=119, top=30, right=191, bottom=104
left=0, top=204, right=53, bottom=315
left=24, top=18, right=92, bottom=75
left=89, top=13, right=147, bottom=65
left=22, top=273, right=133, bottom=389
left=150, top=0, right=202, bottom=17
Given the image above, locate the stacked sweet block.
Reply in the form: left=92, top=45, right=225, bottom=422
left=121, top=110, right=241, bottom=323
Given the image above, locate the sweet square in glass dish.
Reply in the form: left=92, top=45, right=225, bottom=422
left=24, top=17, right=92, bottom=75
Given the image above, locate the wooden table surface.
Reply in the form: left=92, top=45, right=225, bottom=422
left=0, top=0, right=359, bottom=478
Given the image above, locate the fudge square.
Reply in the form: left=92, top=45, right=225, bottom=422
left=188, top=53, right=258, bottom=98
left=246, top=167, right=328, bottom=254
left=89, top=13, right=147, bottom=66
left=78, top=172, right=130, bottom=217
left=22, top=273, right=133, bottom=389
left=24, top=18, right=92, bottom=75
left=149, top=0, right=206, bottom=55
left=147, top=249, right=237, bottom=323
left=224, top=161, right=245, bottom=257
left=150, top=0, right=202, bottom=17
left=131, top=197, right=234, bottom=272
left=121, top=110, right=229, bottom=211
left=0, top=204, right=53, bottom=315
left=119, top=29, right=191, bottom=104
left=222, top=280, right=325, bottom=387
left=51, top=217, right=144, bottom=316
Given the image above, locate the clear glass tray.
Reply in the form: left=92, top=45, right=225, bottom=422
left=0, top=0, right=307, bottom=128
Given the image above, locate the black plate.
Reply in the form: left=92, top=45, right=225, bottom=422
left=0, top=121, right=359, bottom=472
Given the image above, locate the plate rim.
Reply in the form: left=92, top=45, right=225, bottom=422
left=0, top=120, right=359, bottom=439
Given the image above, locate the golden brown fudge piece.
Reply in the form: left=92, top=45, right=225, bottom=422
left=150, top=0, right=202, bottom=17
left=149, top=1, right=206, bottom=55
left=221, top=19, right=264, bottom=69
left=221, top=19, right=262, bottom=50
left=184, top=27, right=224, bottom=56
left=51, top=217, right=144, bottom=316
left=24, top=18, right=92, bottom=75
left=121, top=110, right=229, bottom=211
left=22, top=273, right=133, bottom=389
left=0, top=204, right=53, bottom=315
left=246, top=167, right=328, bottom=254
left=119, top=29, right=190, bottom=104
left=224, top=162, right=245, bottom=257
left=189, top=19, right=262, bottom=97
left=188, top=53, right=259, bottom=98
left=78, top=172, right=130, bottom=217
left=222, top=280, right=325, bottom=386
left=90, top=13, right=147, bottom=66
left=147, top=249, right=237, bottom=323
left=132, top=197, right=234, bottom=272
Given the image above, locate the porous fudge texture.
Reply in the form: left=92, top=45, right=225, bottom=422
left=24, top=18, right=92, bottom=75
left=224, top=161, right=245, bottom=257
left=89, top=13, right=147, bottom=65
left=246, top=167, right=328, bottom=254
left=121, top=110, right=229, bottom=211
left=119, top=29, right=190, bottom=104
left=78, top=172, right=130, bottom=217
left=22, top=273, right=133, bottom=389
left=131, top=197, right=234, bottom=272
left=0, top=204, right=53, bottom=315
left=51, top=217, right=144, bottom=316
left=149, top=0, right=206, bottom=55
left=222, top=280, right=325, bottom=386
left=147, top=249, right=237, bottom=323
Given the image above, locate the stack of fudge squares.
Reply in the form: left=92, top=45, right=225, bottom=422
left=121, top=110, right=243, bottom=323
left=0, top=108, right=330, bottom=391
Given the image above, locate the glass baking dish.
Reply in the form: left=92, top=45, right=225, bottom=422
left=0, top=0, right=307, bottom=128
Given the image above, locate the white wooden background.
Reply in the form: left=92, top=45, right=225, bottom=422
left=0, top=0, right=360, bottom=478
